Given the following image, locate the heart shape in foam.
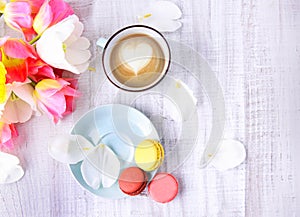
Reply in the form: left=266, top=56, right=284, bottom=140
left=120, top=41, right=153, bottom=75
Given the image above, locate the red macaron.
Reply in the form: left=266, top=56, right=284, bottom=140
left=118, top=167, right=148, bottom=196
left=148, top=173, right=178, bottom=203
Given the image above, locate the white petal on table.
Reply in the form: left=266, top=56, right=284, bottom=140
left=210, top=139, right=246, bottom=171
left=48, top=134, right=94, bottom=164
left=153, top=1, right=182, bottom=19
left=81, top=144, right=120, bottom=189
left=138, top=1, right=182, bottom=32
left=80, top=149, right=102, bottom=189
left=0, top=152, right=24, bottom=184
left=81, top=152, right=102, bottom=189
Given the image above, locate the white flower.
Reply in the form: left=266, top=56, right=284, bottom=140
left=49, top=134, right=120, bottom=189
left=0, top=151, right=24, bottom=184
left=0, top=80, right=35, bottom=124
left=36, top=15, right=91, bottom=74
left=138, top=1, right=182, bottom=32
left=210, top=139, right=246, bottom=171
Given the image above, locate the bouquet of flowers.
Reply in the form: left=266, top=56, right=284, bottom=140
left=0, top=0, right=91, bottom=151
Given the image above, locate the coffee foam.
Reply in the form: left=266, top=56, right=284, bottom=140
left=109, top=34, right=166, bottom=88
left=120, top=40, right=153, bottom=75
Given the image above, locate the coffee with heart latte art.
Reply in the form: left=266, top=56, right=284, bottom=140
left=110, top=34, right=166, bottom=88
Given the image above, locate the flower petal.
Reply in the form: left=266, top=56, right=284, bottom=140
left=210, top=139, right=246, bottom=171
left=68, top=37, right=90, bottom=50
left=65, top=48, right=91, bottom=65
left=0, top=1, right=6, bottom=13
left=150, top=1, right=182, bottom=19
left=36, top=15, right=90, bottom=74
left=138, top=1, right=182, bottom=32
left=33, top=1, right=53, bottom=35
left=0, top=151, right=24, bottom=184
left=36, top=92, right=66, bottom=122
left=28, top=59, right=55, bottom=81
left=64, top=18, right=83, bottom=46
left=12, top=83, right=35, bottom=110
left=3, top=59, right=28, bottom=84
left=23, top=0, right=45, bottom=13
left=36, top=34, right=67, bottom=68
left=36, top=22, right=74, bottom=70
left=33, top=78, right=77, bottom=123
left=0, top=85, right=13, bottom=117
left=3, top=98, right=33, bottom=123
left=0, top=62, right=7, bottom=104
left=4, top=2, right=33, bottom=31
left=34, top=79, right=63, bottom=97
left=3, top=39, right=36, bottom=59
left=72, top=62, right=90, bottom=74
left=0, top=123, right=18, bottom=150
left=0, top=36, right=9, bottom=47
left=0, top=85, right=5, bottom=105
left=49, top=0, right=74, bottom=25
left=81, top=144, right=120, bottom=189
left=81, top=152, right=102, bottom=189
left=48, top=134, right=94, bottom=164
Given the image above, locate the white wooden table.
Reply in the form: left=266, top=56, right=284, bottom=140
left=1, top=0, right=299, bottom=216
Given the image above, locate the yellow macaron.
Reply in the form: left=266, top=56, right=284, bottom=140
left=134, top=139, right=164, bottom=171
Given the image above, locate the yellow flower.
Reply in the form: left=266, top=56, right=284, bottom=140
left=0, top=0, right=6, bottom=13
left=0, top=62, right=7, bottom=104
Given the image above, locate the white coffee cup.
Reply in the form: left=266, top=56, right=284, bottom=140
left=97, top=25, right=171, bottom=92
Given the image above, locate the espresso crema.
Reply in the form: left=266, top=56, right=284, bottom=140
left=109, top=34, right=166, bottom=88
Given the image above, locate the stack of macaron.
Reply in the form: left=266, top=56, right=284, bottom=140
left=134, top=139, right=164, bottom=172
left=118, top=139, right=179, bottom=203
left=118, top=167, right=148, bottom=196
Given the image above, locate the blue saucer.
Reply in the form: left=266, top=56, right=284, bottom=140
left=69, top=104, right=159, bottom=199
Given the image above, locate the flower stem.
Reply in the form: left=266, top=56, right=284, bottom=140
left=11, top=92, right=19, bottom=101
left=28, top=77, right=37, bottom=86
left=29, top=35, right=41, bottom=45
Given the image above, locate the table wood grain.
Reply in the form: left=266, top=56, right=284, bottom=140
left=0, top=0, right=299, bottom=216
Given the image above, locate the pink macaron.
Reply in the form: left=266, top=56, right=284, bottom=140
left=118, top=167, right=148, bottom=196
left=148, top=173, right=178, bottom=203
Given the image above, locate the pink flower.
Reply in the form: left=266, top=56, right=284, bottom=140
left=1, top=0, right=73, bottom=41
left=0, top=36, right=55, bottom=83
left=33, top=78, right=79, bottom=123
left=18, top=0, right=45, bottom=14
left=0, top=81, right=36, bottom=124
left=27, top=58, right=55, bottom=82
left=33, top=0, right=74, bottom=35
left=0, top=37, right=36, bottom=83
left=1, top=1, right=33, bottom=34
left=0, top=122, right=18, bottom=150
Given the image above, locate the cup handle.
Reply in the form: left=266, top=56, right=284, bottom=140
left=96, top=37, right=108, bottom=49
